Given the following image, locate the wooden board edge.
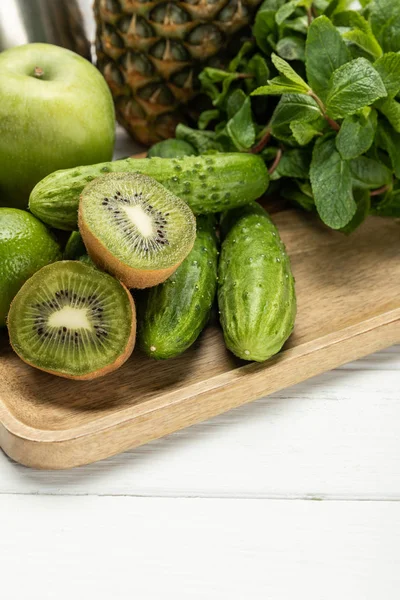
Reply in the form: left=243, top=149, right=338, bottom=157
left=1, top=311, right=399, bottom=470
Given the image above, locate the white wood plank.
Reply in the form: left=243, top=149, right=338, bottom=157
left=0, top=495, right=399, bottom=600
left=1, top=347, right=399, bottom=498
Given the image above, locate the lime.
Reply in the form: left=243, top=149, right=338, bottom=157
left=0, top=208, right=61, bottom=327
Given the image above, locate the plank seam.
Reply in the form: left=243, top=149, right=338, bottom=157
left=1, top=492, right=400, bottom=501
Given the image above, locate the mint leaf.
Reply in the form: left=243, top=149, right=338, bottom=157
left=326, top=58, right=387, bottom=119
left=176, top=125, right=223, bottom=154
left=282, top=180, right=315, bottom=211
left=261, top=147, right=280, bottom=161
left=374, top=53, right=400, bottom=98
left=260, top=0, right=287, bottom=9
left=226, top=89, right=247, bottom=120
left=336, top=109, right=377, bottom=159
left=333, top=11, right=383, bottom=60
left=199, top=68, right=233, bottom=83
left=246, top=54, right=270, bottom=88
left=198, top=110, right=219, bottom=130
left=376, top=120, right=400, bottom=177
left=275, top=0, right=303, bottom=24
left=271, top=53, right=310, bottom=90
left=324, top=0, right=367, bottom=16
left=270, top=149, right=311, bottom=180
left=372, top=184, right=400, bottom=217
left=275, top=0, right=314, bottom=25
left=226, top=97, right=256, bottom=150
left=377, top=99, right=400, bottom=133
left=284, top=15, right=309, bottom=34
left=299, top=0, right=314, bottom=8
left=270, top=94, right=321, bottom=128
left=199, top=69, right=238, bottom=108
left=350, top=156, right=393, bottom=188
left=340, top=188, right=371, bottom=234
left=276, top=36, right=306, bottom=61
left=310, top=135, right=356, bottom=228
left=333, top=10, right=371, bottom=33
left=290, top=117, right=326, bottom=145
left=305, top=16, right=351, bottom=102
left=252, top=75, right=310, bottom=96
left=342, top=28, right=383, bottom=61
left=228, top=41, right=254, bottom=72
left=216, top=76, right=241, bottom=108
left=270, top=124, right=300, bottom=146
left=253, top=9, right=277, bottom=54
left=369, top=0, right=400, bottom=53
left=324, top=0, right=340, bottom=18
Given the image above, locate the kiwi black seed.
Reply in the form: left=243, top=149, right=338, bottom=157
left=7, top=261, right=136, bottom=380
left=78, top=173, right=197, bottom=289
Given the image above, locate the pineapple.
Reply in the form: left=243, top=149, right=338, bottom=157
left=94, top=0, right=263, bottom=145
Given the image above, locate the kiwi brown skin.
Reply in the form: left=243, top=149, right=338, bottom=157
left=7, top=277, right=137, bottom=381
left=78, top=202, right=195, bottom=289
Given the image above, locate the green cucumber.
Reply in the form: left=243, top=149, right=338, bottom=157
left=147, top=139, right=197, bottom=158
left=139, top=215, right=218, bottom=359
left=63, top=231, right=86, bottom=259
left=29, top=153, right=269, bottom=230
left=218, top=203, right=296, bottom=362
left=78, top=254, right=97, bottom=268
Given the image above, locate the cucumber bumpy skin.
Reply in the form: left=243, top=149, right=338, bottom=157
left=139, top=215, right=218, bottom=359
left=29, top=153, right=269, bottom=230
left=218, top=203, right=296, bottom=362
left=63, top=231, right=86, bottom=260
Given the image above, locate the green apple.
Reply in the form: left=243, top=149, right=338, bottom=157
left=0, top=43, right=115, bottom=209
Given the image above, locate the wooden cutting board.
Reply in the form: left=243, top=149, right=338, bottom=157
left=0, top=210, right=399, bottom=470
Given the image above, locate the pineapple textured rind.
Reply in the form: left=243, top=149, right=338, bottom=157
left=94, top=0, right=263, bottom=145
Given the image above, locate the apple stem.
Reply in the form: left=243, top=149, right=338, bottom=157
left=34, top=66, right=44, bottom=79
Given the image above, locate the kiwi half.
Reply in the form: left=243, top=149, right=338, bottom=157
left=7, top=261, right=136, bottom=380
left=78, top=173, right=196, bottom=289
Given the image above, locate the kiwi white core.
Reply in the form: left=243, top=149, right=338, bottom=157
left=48, top=306, right=92, bottom=330
left=123, top=204, right=154, bottom=237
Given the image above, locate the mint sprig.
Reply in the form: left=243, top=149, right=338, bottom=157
left=178, top=0, right=400, bottom=229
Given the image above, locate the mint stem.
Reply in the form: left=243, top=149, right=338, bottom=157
left=306, top=6, right=313, bottom=26
left=237, top=73, right=254, bottom=80
left=308, top=90, right=340, bottom=132
left=250, top=128, right=271, bottom=154
left=325, top=116, right=340, bottom=132
left=268, top=148, right=283, bottom=175
left=370, top=183, right=391, bottom=197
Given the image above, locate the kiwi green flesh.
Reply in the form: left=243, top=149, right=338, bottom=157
left=80, top=173, right=196, bottom=270
left=8, top=261, right=134, bottom=378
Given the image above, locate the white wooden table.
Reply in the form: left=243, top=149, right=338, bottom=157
left=1, top=131, right=399, bottom=599
left=1, top=346, right=399, bottom=599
